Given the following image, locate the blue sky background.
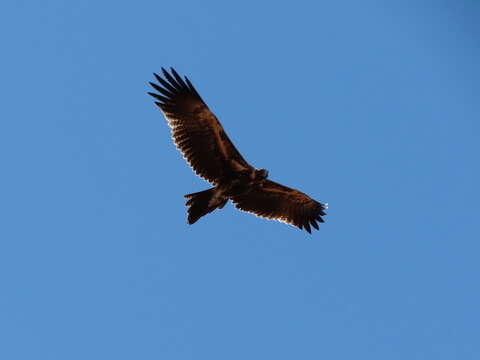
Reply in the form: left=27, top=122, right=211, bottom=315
left=1, top=1, right=479, bottom=359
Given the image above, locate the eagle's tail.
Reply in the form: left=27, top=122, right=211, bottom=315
left=184, top=187, right=227, bottom=225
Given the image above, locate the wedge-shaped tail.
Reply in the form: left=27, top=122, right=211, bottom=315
left=184, top=188, right=227, bottom=225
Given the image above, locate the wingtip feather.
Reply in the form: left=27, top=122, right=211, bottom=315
left=304, top=222, right=311, bottom=233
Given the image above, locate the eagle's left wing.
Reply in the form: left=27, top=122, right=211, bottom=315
left=231, top=180, right=327, bottom=234
left=148, top=68, right=252, bottom=185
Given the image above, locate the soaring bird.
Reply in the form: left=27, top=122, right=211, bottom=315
left=148, top=68, right=327, bottom=233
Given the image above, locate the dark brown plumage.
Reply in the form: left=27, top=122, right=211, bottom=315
left=148, top=68, right=327, bottom=233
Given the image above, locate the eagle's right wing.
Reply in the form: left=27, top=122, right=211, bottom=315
left=148, top=68, right=252, bottom=185
left=231, top=180, right=327, bottom=233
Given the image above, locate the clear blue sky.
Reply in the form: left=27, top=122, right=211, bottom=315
left=1, top=1, right=479, bottom=359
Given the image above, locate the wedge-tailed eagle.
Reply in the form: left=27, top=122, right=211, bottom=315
left=148, top=68, right=327, bottom=233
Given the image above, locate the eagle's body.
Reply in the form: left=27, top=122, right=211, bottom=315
left=148, top=68, right=327, bottom=233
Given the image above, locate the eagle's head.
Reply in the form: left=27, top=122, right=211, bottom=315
left=255, top=169, right=269, bottom=181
